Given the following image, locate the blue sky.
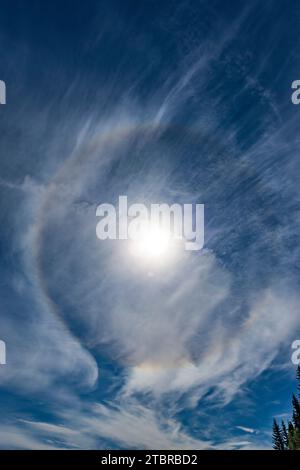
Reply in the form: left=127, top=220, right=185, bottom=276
left=0, top=0, right=300, bottom=449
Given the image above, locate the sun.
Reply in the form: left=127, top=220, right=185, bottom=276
left=128, top=222, right=180, bottom=265
left=133, top=225, right=170, bottom=258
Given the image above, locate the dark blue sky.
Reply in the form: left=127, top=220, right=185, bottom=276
left=0, top=0, right=300, bottom=449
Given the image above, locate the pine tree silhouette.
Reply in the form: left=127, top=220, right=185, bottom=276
left=292, top=394, right=300, bottom=429
left=288, top=421, right=294, bottom=434
left=281, top=421, right=289, bottom=449
left=273, top=368, right=300, bottom=450
left=272, top=419, right=284, bottom=450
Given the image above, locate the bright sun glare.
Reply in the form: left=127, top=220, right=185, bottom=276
left=129, top=223, right=180, bottom=265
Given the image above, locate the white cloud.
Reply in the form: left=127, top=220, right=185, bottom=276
left=0, top=425, right=60, bottom=450
left=236, top=426, right=255, bottom=434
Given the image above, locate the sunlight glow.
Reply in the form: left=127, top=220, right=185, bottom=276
left=129, top=222, right=181, bottom=266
